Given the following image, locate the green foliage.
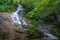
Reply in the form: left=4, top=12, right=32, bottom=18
left=0, top=4, right=16, bottom=12
left=28, top=25, right=38, bottom=38
left=0, top=0, right=17, bottom=12
left=51, top=22, right=60, bottom=40
left=19, top=0, right=40, bottom=13
left=25, top=0, right=60, bottom=38
left=26, top=0, right=60, bottom=23
left=0, top=0, right=11, bottom=4
left=0, top=0, right=60, bottom=39
left=27, top=20, right=38, bottom=38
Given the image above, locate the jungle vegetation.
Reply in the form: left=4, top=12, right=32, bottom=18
left=0, top=0, right=60, bottom=40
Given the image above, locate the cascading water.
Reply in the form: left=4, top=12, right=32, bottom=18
left=10, top=4, right=27, bottom=25
left=36, top=28, right=58, bottom=40
left=43, top=32, right=58, bottom=40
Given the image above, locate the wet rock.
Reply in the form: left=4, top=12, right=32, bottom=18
left=0, top=16, right=5, bottom=25
left=36, top=24, right=58, bottom=40
left=0, top=12, right=28, bottom=40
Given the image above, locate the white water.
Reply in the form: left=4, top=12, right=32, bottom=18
left=43, top=32, right=58, bottom=39
left=10, top=4, right=27, bottom=25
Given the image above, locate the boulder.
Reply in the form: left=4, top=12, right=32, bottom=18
left=0, top=12, right=28, bottom=40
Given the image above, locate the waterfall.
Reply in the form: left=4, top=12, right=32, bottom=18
left=10, top=4, right=27, bottom=25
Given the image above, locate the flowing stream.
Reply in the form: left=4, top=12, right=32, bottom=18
left=10, top=4, right=27, bottom=25
left=42, top=32, right=58, bottom=40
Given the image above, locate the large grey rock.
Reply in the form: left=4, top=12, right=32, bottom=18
left=0, top=12, right=28, bottom=40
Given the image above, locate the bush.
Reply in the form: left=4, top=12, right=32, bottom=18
left=51, top=22, right=60, bottom=40
left=26, top=0, right=60, bottom=23
left=0, top=0, right=17, bottom=12
left=0, top=4, right=16, bottom=12
left=27, top=20, right=38, bottom=38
